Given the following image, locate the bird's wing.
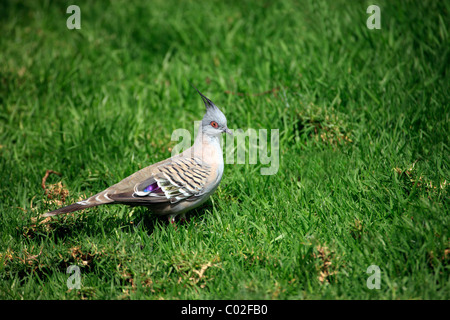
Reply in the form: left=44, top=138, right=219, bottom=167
left=108, top=156, right=211, bottom=204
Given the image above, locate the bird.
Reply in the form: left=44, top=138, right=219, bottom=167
left=42, top=87, right=232, bottom=223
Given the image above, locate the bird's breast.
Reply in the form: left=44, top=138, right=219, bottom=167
left=200, top=136, right=224, bottom=192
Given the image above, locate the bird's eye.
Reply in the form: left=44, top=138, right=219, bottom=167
left=210, top=121, right=219, bottom=128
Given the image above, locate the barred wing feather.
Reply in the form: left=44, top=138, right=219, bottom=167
left=109, top=157, right=210, bottom=204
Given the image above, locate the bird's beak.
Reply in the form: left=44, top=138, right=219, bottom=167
left=224, top=128, right=233, bottom=136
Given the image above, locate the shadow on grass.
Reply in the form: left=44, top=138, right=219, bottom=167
left=132, top=201, right=214, bottom=234
left=4, top=201, right=216, bottom=284
left=23, top=200, right=215, bottom=241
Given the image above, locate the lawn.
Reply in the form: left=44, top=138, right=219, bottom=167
left=0, top=0, right=448, bottom=300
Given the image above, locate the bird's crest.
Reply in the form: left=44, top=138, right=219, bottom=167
left=190, top=83, right=219, bottom=111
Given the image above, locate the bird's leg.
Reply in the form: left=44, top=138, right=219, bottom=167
left=168, top=214, right=177, bottom=226
left=179, top=212, right=187, bottom=224
left=134, top=218, right=144, bottom=229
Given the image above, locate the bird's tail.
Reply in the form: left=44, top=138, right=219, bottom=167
left=42, top=191, right=113, bottom=217
left=42, top=202, right=98, bottom=217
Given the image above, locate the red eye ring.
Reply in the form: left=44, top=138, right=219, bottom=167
left=210, top=121, right=219, bottom=128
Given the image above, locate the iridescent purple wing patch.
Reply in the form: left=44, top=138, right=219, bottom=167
left=143, top=182, right=161, bottom=193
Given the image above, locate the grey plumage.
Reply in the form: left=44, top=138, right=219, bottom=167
left=42, top=88, right=231, bottom=222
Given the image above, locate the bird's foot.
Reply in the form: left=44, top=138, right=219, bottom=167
left=179, top=213, right=187, bottom=224
left=168, top=214, right=177, bottom=228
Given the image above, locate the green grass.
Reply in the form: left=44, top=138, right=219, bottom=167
left=0, top=0, right=449, bottom=300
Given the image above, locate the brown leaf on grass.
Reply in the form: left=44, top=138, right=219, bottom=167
left=28, top=216, right=53, bottom=233
left=192, top=262, right=212, bottom=280
left=1, top=247, right=45, bottom=270
left=121, top=271, right=137, bottom=291
left=171, top=254, right=221, bottom=289
left=191, top=260, right=221, bottom=287
left=271, top=281, right=284, bottom=299
left=69, top=246, right=100, bottom=267
left=314, top=245, right=338, bottom=284
left=17, top=246, right=43, bottom=266
left=45, top=182, right=69, bottom=206
left=118, top=265, right=155, bottom=295
left=41, top=170, right=62, bottom=191
left=350, top=219, right=365, bottom=239
left=295, top=104, right=352, bottom=148
left=427, top=247, right=450, bottom=270
left=41, top=170, right=69, bottom=206
left=0, top=249, right=14, bottom=266
left=394, top=163, right=447, bottom=196
left=30, top=216, right=52, bottom=225
left=143, top=277, right=154, bottom=288
left=443, top=248, right=450, bottom=263
left=23, top=215, right=56, bottom=238
left=18, top=67, right=27, bottom=77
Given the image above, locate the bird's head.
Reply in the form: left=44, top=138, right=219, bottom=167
left=194, top=87, right=232, bottom=137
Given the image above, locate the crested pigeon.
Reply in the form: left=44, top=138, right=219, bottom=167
left=42, top=87, right=232, bottom=223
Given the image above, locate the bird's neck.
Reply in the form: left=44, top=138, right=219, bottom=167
left=188, top=128, right=223, bottom=164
